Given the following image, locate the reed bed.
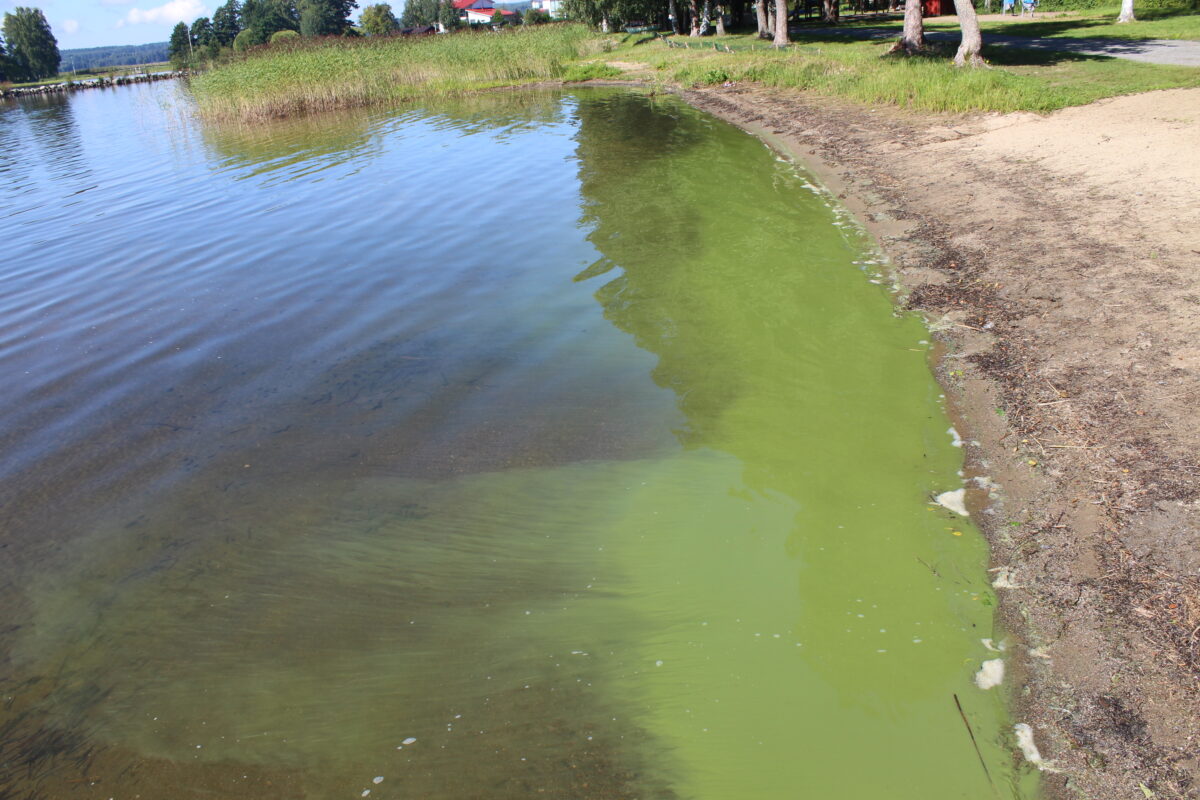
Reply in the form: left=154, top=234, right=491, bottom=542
left=191, top=25, right=600, bottom=121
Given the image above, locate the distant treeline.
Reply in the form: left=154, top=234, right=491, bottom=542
left=61, top=42, right=168, bottom=70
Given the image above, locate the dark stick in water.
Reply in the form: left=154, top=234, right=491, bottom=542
left=953, top=692, right=996, bottom=792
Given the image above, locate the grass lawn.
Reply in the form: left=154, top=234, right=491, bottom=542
left=980, top=7, right=1200, bottom=40
left=789, top=5, right=1200, bottom=39
left=599, top=26, right=1200, bottom=112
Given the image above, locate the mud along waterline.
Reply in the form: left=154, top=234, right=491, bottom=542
left=0, top=83, right=1037, bottom=798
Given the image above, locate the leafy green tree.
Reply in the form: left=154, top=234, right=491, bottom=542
left=233, top=27, right=260, bottom=49
left=524, top=7, right=550, bottom=22
left=2, top=7, right=60, bottom=81
left=270, top=27, right=301, bottom=41
left=0, top=33, right=10, bottom=82
left=300, top=0, right=357, bottom=35
left=242, top=0, right=299, bottom=42
left=564, top=0, right=663, bottom=28
left=360, top=3, right=399, bottom=34
left=490, top=8, right=505, bottom=23
left=400, top=0, right=438, bottom=26
left=212, top=0, right=243, bottom=46
left=437, top=0, right=463, bottom=29
left=168, top=20, right=192, bottom=68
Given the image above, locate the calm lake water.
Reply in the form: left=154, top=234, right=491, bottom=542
left=1, top=83, right=1038, bottom=798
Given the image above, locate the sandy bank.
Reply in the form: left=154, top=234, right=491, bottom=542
left=681, top=85, right=1200, bottom=798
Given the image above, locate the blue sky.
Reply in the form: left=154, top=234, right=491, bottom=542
left=1, top=0, right=395, bottom=49
left=2, top=0, right=211, bottom=49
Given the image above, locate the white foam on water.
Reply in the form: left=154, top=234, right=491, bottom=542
left=935, top=489, right=969, bottom=517
left=947, top=427, right=963, bottom=448
left=974, top=658, right=1005, bottom=690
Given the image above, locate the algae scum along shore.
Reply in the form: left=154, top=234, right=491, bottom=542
left=0, top=81, right=1041, bottom=798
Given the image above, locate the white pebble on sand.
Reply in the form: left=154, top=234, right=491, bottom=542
left=373, top=777, right=384, bottom=784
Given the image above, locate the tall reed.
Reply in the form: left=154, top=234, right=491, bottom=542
left=191, top=25, right=599, bottom=121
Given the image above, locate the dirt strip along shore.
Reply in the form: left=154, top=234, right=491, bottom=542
left=682, top=85, right=1200, bottom=800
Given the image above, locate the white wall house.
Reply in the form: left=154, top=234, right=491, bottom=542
left=462, top=6, right=518, bottom=22
left=529, top=0, right=563, bottom=16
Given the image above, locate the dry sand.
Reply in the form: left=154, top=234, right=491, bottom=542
left=681, top=86, right=1200, bottom=799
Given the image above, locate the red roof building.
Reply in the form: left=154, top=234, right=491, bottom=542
left=462, top=5, right=517, bottom=21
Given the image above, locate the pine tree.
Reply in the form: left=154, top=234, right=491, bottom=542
left=168, top=20, right=192, bottom=68
left=243, top=0, right=300, bottom=42
left=300, top=0, right=356, bottom=35
left=213, top=0, right=243, bottom=46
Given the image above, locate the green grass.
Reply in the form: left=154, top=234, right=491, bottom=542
left=789, top=4, right=1200, bottom=39
left=192, top=17, right=1200, bottom=122
left=985, top=8, right=1200, bottom=40
left=191, top=25, right=602, bottom=120
left=607, top=31, right=1200, bottom=112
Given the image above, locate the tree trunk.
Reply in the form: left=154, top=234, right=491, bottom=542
left=669, top=0, right=681, bottom=33
left=715, top=2, right=727, bottom=34
left=951, top=0, right=985, bottom=66
left=765, top=0, right=776, bottom=37
left=891, top=0, right=925, bottom=52
left=821, top=0, right=838, bottom=23
left=700, top=0, right=711, bottom=33
left=1117, top=0, right=1135, bottom=22
left=773, top=0, right=789, bottom=44
left=689, top=0, right=703, bottom=34
left=730, top=0, right=745, bottom=27
left=600, top=15, right=610, bottom=31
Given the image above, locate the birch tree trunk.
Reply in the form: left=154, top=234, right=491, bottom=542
left=773, top=0, right=789, bottom=45
left=1117, top=0, right=1135, bottom=22
left=821, top=0, right=838, bottom=23
left=669, top=0, right=681, bottom=34
left=689, top=0, right=703, bottom=34
left=700, top=0, right=711, bottom=33
left=715, top=3, right=727, bottom=34
left=766, top=0, right=776, bottom=36
left=951, top=0, right=985, bottom=66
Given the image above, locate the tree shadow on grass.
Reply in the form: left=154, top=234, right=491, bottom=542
left=983, top=45, right=1117, bottom=65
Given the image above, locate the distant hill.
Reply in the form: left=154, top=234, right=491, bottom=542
left=494, top=1, right=533, bottom=9
left=60, top=42, right=169, bottom=71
